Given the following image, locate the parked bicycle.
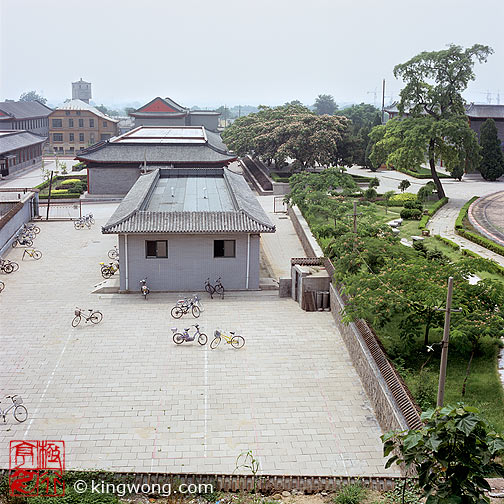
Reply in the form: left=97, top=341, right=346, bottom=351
left=72, top=307, right=103, bottom=327
left=171, top=324, right=208, bottom=345
left=0, top=395, right=28, bottom=423
left=140, top=278, right=149, bottom=300
left=100, top=261, right=119, bottom=279
left=210, top=329, right=245, bottom=349
left=171, top=295, right=202, bottom=318
left=108, top=245, right=119, bottom=260
left=22, top=248, right=42, bottom=260
left=0, top=258, right=18, bottom=274
left=12, top=235, right=33, bottom=247
left=74, top=214, right=94, bottom=230
left=0, top=281, right=4, bottom=292
left=22, top=223, right=40, bottom=235
left=204, top=277, right=225, bottom=299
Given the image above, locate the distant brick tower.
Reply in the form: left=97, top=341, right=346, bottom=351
left=72, top=78, right=92, bottom=103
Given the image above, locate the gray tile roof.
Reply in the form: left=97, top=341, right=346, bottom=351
left=102, top=168, right=275, bottom=235
left=466, top=103, right=504, bottom=119
left=0, top=100, right=53, bottom=119
left=0, top=130, right=47, bottom=155
left=55, top=99, right=119, bottom=122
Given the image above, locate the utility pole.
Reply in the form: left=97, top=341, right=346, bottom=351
left=46, top=170, right=54, bottom=221
left=436, top=277, right=462, bottom=407
left=381, top=79, right=386, bottom=124
left=346, top=201, right=362, bottom=249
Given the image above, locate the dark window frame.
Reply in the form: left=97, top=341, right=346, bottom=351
left=78, top=118, right=84, bottom=128
left=53, top=133, right=63, bottom=142
left=51, top=118, right=62, bottom=128
left=79, top=133, right=85, bottom=142
left=214, top=239, right=236, bottom=258
left=145, top=240, right=168, bottom=259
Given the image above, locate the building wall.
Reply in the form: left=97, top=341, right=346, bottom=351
left=88, top=166, right=141, bottom=195
left=1, top=143, right=43, bottom=177
left=1, top=117, right=49, bottom=137
left=189, top=114, right=219, bottom=131
left=133, top=116, right=187, bottom=128
left=470, top=118, right=504, bottom=150
left=119, top=233, right=260, bottom=292
left=49, top=110, right=118, bottom=155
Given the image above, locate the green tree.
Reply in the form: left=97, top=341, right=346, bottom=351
left=370, top=44, right=493, bottom=199
left=399, top=179, right=411, bottom=192
left=383, top=190, right=395, bottom=214
left=313, top=94, right=337, bottom=115
left=124, top=107, right=136, bottom=115
left=383, top=404, right=504, bottom=503
left=19, top=90, right=47, bottom=104
left=95, top=104, right=119, bottom=117
left=478, top=118, right=504, bottom=181
left=368, top=177, right=380, bottom=189
left=337, top=103, right=380, bottom=131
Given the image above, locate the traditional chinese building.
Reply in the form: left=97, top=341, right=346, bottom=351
left=76, top=125, right=236, bottom=196
left=0, top=100, right=53, bottom=137
left=0, top=130, right=46, bottom=177
left=48, top=99, right=119, bottom=155
left=129, top=97, right=220, bottom=131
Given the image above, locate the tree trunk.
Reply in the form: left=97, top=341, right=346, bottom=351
left=429, top=138, right=446, bottom=199
left=461, top=349, right=475, bottom=397
left=424, top=315, right=432, bottom=347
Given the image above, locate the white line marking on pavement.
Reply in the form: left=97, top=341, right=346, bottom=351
left=204, top=344, right=208, bottom=458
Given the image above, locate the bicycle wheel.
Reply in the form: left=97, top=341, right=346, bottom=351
left=33, top=250, right=42, bottom=260
left=14, top=405, right=28, bottom=423
left=192, top=305, right=201, bottom=318
left=173, top=333, right=184, bottom=345
left=198, top=333, right=208, bottom=345
left=26, top=239, right=33, bottom=247
left=90, top=311, right=103, bottom=324
left=74, top=221, right=82, bottom=230
left=32, top=226, right=40, bottom=234
left=171, top=306, right=183, bottom=319
left=90, top=218, right=95, bottom=225
left=231, top=336, right=245, bottom=349
left=205, top=284, right=214, bottom=298
left=9, top=261, right=19, bottom=272
left=216, top=285, right=225, bottom=298
left=12, top=240, right=17, bottom=248
left=0, top=281, right=4, bottom=292
left=210, top=337, right=221, bottom=349
left=108, top=249, right=118, bottom=260
left=3, top=263, right=13, bottom=274
left=71, top=315, right=81, bottom=327
left=101, top=269, right=112, bottom=279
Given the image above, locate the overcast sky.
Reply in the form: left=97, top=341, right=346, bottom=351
left=1, top=0, right=503, bottom=109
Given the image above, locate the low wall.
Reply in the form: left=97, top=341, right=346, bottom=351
left=287, top=205, right=323, bottom=257
left=272, top=182, right=290, bottom=195
left=0, top=192, right=37, bottom=254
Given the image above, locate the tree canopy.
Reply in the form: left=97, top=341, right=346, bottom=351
left=19, top=90, right=47, bottom=104
left=478, top=118, right=504, bottom=181
left=221, top=104, right=356, bottom=169
left=369, top=44, right=493, bottom=198
left=313, top=94, right=337, bottom=115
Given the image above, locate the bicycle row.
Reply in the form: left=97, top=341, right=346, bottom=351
left=73, top=213, right=95, bottom=230
left=171, top=325, right=245, bottom=348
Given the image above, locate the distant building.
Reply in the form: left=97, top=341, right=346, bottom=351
left=130, top=97, right=220, bottom=131
left=48, top=99, right=119, bottom=155
left=76, top=125, right=236, bottom=196
left=102, top=167, right=275, bottom=292
left=72, top=78, right=92, bottom=104
left=0, top=130, right=46, bottom=177
left=0, top=100, right=52, bottom=137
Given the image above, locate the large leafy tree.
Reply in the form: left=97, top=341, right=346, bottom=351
left=383, top=405, right=504, bottom=503
left=478, top=118, right=504, bottom=181
left=19, top=90, right=47, bottom=104
left=313, top=94, right=337, bottom=115
left=370, top=44, right=493, bottom=198
left=222, top=104, right=356, bottom=168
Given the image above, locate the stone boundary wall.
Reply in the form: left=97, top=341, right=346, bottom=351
left=288, top=204, right=422, bottom=433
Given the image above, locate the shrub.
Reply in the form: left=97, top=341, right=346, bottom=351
left=364, top=187, right=377, bottom=200
left=60, top=178, right=81, bottom=185
left=333, top=482, right=367, bottom=504
left=400, top=208, right=422, bottom=220
left=404, top=200, right=423, bottom=210
left=458, top=228, right=504, bottom=257
left=50, top=189, right=69, bottom=194
left=455, top=196, right=479, bottom=229
left=417, top=184, right=434, bottom=202
left=433, top=235, right=460, bottom=250
left=389, top=192, right=417, bottom=204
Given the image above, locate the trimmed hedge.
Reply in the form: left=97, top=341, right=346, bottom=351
left=434, top=235, right=460, bottom=250
left=39, top=192, right=81, bottom=200
left=400, top=208, right=422, bottom=220
left=460, top=248, right=504, bottom=277
left=35, top=175, right=86, bottom=191
left=455, top=196, right=479, bottom=229
left=457, top=228, right=504, bottom=257
left=418, top=197, right=449, bottom=230
left=397, top=168, right=450, bottom=179
left=390, top=192, right=417, bottom=204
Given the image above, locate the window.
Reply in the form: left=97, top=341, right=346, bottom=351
left=100, top=134, right=110, bottom=141
left=53, top=133, right=63, bottom=142
left=78, top=119, right=84, bottom=127
left=146, top=240, right=168, bottom=258
left=89, top=119, right=94, bottom=128
left=69, top=133, right=74, bottom=142
left=69, top=147, right=74, bottom=152
left=69, top=118, right=74, bottom=127
left=52, top=119, right=62, bottom=128
left=76, top=111, right=81, bottom=115
left=79, top=133, right=84, bottom=142
left=65, top=111, right=70, bottom=116
left=103, top=121, right=107, bottom=128
left=214, top=240, right=235, bottom=258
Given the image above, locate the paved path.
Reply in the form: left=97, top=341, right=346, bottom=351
left=0, top=203, right=397, bottom=477
left=257, top=195, right=306, bottom=279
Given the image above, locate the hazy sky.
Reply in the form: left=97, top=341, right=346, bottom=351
left=1, top=0, right=503, bottom=108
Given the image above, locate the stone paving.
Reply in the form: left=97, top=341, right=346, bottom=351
left=0, top=204, right=397, bottom=476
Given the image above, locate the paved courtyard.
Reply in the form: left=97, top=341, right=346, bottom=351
left=0, top=203, right=397, bottom=476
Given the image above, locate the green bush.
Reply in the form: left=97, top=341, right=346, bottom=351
left=404, top=200, right=423, bottom=210
left=460, top=248, right=504, bottom=277
left=400, top=208, right=422, bottom=220
left=39, top=192, right=81, bottom=200
left=458, top=228, right=504, bottom=257
left=364, top=187, right=377, bottom=200
left=333, top=482, right=367, bottom=504
left=455, top=196, right=479, bottom=229
left=434, top=235, right=460, bottom=250
left=418, top=214, right=430, bottom=230
left=389, top=192, right=417, bottom=204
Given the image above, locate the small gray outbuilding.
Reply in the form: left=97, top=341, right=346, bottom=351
left=102, top=167, right=275, bottom=292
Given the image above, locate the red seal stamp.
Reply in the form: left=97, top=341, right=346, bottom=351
left=9, top=440, right=65, bottom=497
